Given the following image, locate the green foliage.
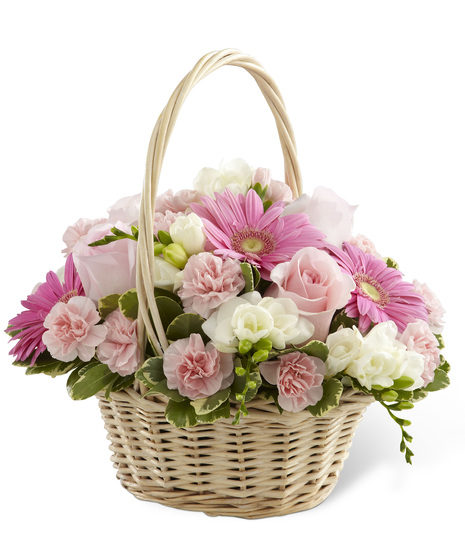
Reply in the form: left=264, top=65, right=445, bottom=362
left=166, top=313, right=208, bottom=343
left=165, top=399, right=198, bottom=428
left=250, top=182, right=268, bottom=201
left=294, top=340, right=329, bottom=362
left=329, top=311, right=358, bottom=334
left=135, top=357, right=185, bottom=402
left=195, top=400, right=230, bottom=424
left=25, top=357, right=81, bottom=378
left=104, top=373, right=135, bottom=400
left=190, top=388, right=231, bottom=415
left=423, top=367, right=450, bottom=392
left=118, top=289, right=139, bottom=319
left=67, top=363, right=116, bottom=400
left=384, top=257, right=399, bottom=270
left=155, top=296, right=183, bottom=331
left=98, top=293, right=121, bottom=319
left=154, top=287, right=182, bottom=304
left=88, top=227, right=137, bottom=247
left=307, top=378, right=344, bottom=417
left=157, top=230, right=173, bottom=245
left=240, top=262, right=261, bottom=293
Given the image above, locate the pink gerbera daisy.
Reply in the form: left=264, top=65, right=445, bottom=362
left=6, top=254, right=85, bottom=364
left=191, top=189, right=326, bottom=280
left=329, top=242, right=428, bottom=332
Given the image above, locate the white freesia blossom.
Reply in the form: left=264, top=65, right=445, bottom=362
left=345, top=321, right=424, bottom=391
left=152, top=257, right=181, bottom=292
left=169, top=213, right=206, bottom=256
left=202, top=291, right=314, bottom=353
left=193, top=158, right=253, bottom=198
left=326, top=326, right=363, bottom=377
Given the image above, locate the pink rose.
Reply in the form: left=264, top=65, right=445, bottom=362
left=42, top=296, right=106, bottom=362
left=259, top=352, right=325, bottom=412
left=62, top=217, right=107, bottom=256
left=348, top=234, right=381, bottom=257
left=266, top=247, right=355, bottom=341
left=398, top=319, right=440, bottom=386
left=412, top=280, right=445, bottom=334
left=73, top=221, right=137, bottom=302
left=97, top=309, right=140, bottom=376
left=178, top=253, right=245, bottom=318
left=107, top=193, right=141, bottom=226
left=282, top=187, right=357, bottom=248
left=163, top=333, right=234, bottom=399
left=155, top=188, right=202, bottom=214
left=252, top=168, right=293, bottom=203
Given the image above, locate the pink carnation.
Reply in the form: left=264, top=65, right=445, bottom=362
left=153, top=210, right=184, bottom=235
left=97, top=309, right=140, bottom=376
left=62, top=217, right=107, bottom=256
left=178, top=253, right=245, bottom=318
left=348, top=234, right=381, bottom=257
left=259, top=352, right=325, bottom=412
left=413, top=280, right=445, bottom=334
left=398, top=319, right=440, bottom=386
left=252, top=168, right=293, bottom=203
left=163, top=333, right=234, bottom=399
left=155, top=188, right=202, bottom=214
left=42, top=296, right=106, bottom=362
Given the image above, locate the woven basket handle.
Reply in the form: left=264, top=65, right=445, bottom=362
left=136, top=49, right=302, bottom=356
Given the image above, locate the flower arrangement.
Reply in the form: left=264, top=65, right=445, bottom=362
left=6, top=158, right=449, bottom=463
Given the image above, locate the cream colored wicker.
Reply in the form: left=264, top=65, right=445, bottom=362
left=98, top=49, right=373, bottom=518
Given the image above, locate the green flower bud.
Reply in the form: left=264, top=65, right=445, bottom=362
left=162, top=243, right=188, bottom=269
left=154, top=242, right=165, bottom=256
left=253, top=338, right=273, bottom=352
left=235, top=367, right=246, bottom=376
left=252, top=349, right=268, bottom=363
left=238, top=339, right=253, bottom=354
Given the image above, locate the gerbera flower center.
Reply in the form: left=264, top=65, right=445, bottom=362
left=354, top=273, right=390, bottom=308
left=231, top=227, right=277, bottom=257
left=59, top=289, right=79, bottom=304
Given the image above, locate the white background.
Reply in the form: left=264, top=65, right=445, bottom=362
left=1, top=1, right=464, bottom=557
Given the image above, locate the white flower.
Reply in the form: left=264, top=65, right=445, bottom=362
left=169, top=213, right=206, bottom=256
left=193, top=158, right=253, bottom=198
left=345, top=322, right=424, bottom=391
left=202, top=292, right=314, bottom=353
left=326, top=326, right=363, bottom=376
left=152, top=257, right=181, bottom=292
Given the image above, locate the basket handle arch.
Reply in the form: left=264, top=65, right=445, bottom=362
left=137, top=49, right=303, bottom=356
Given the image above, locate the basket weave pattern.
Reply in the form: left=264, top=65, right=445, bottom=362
left=98, top=388, right=372, bottom=518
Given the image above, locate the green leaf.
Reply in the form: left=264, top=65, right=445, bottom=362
left=384, top=257, right=399, bottom=270
left=67, top=363, right=115, bottom=400
left=98, top=293, right=121, bottom=319
left=329, top=311, right=358, bottom=334
left=435, top=333, right=445, bottom=350
left=307, top=378, right=344, bottom=417
left=195, top=400, right=230, bottom=423
left=144, top=379, right=186, bottom=402
left=294, top=340, right=329, bottom=362
left=257, top=384, right=283, bottom=413
left=438, top=357, right=451, bottom=374
left=135, top=357, right=165, bottom=386
left=118, top=289, right=138, bottom=320
left=154, top=287, right=182, bottom=304
left=165, top=399, right=198, bottom=428
left=423, top=368, right=450, bottom=392
left=26, top=357, right=81, bottom=378
left=240, top=262, right=255, bottom=293
left=410, top=389, right=428, bottom=402
left=155, top=296, right=183, bottom=331
left=157, top=230, right=173, bottom=245
left=166, top=313, right=207, bottom=342
left=231, top=367, right=262, bottom=402
left=190, top=388, right=231, bottom=415
left=104, top=373, right=135, bottom=399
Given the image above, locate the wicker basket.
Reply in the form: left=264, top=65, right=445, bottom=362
left=98, top=49, right=373, bottom=518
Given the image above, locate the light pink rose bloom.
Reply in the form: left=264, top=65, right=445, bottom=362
left=348, top=233, right=381, bottom=257
left=155, top=188, right=202, bottom=214
left=266, top=247, right=355, bottom=341
left=107, top=193, right=141, bottom=226
left=282, top=187, right=357, bottom=248
left=42, top=296, right=106, bottom=362
left=412, top=280, right=445, bottom=334
left=259, top=352, right=325, bottom=412
left=97, top=309, right=140, bottom=376
left=163, top=333, right=234, bottom=399
left=62, top=217, right=107, bottom=256
left=153, top=210, right=184, bottom=235
left=398, top=319, right=440, bottom=386
left=73, top=221, right=137, bottom=303
left=178, top=253, right=245, bottom=319
left=252, top=168, right=293, bottom=203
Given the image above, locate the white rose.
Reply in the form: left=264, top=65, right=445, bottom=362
left=152, top=257, right=181, bottom=292
left=346, top=321, right=424, bottom=390
left=202, top=292, right=314, bottom=353
left=326, top=326, right=363, bottom=377
left=193, top=158, right=253, bottom=198
left=169, top=213, right=206, bottom=256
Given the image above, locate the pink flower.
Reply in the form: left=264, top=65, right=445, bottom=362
left=42, top=296, right=106, bottom=362
left=6, top=255, right=84, bottom=364
left=107, top=193, right=141, bottom=226
left=191, top=188, right=326, bottom=280
left=412, top=280, right=445, bottom=334
left=259, top=352, right=325, bottom=412
left=329, top=243, right=428, bottom=333
left=155, top=188, right=202, bottom=214
left=163, top=333, right=234, bottom=399
left=252, top=168, right=293, bottom=203
left=266, top=247, right=355, bottom=341
left=348, top=234, right=381, bottom=257
left=178, top=253, right=245, bottom=318
left=72, top=221, right=137, bottom=302
left=398, top=320, right=440, bottom=386
left=153, top=210, right=184, bottom=235
left=97, top=309, right=140, bottom=376
left=62, top=217, right=107, bottom=256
